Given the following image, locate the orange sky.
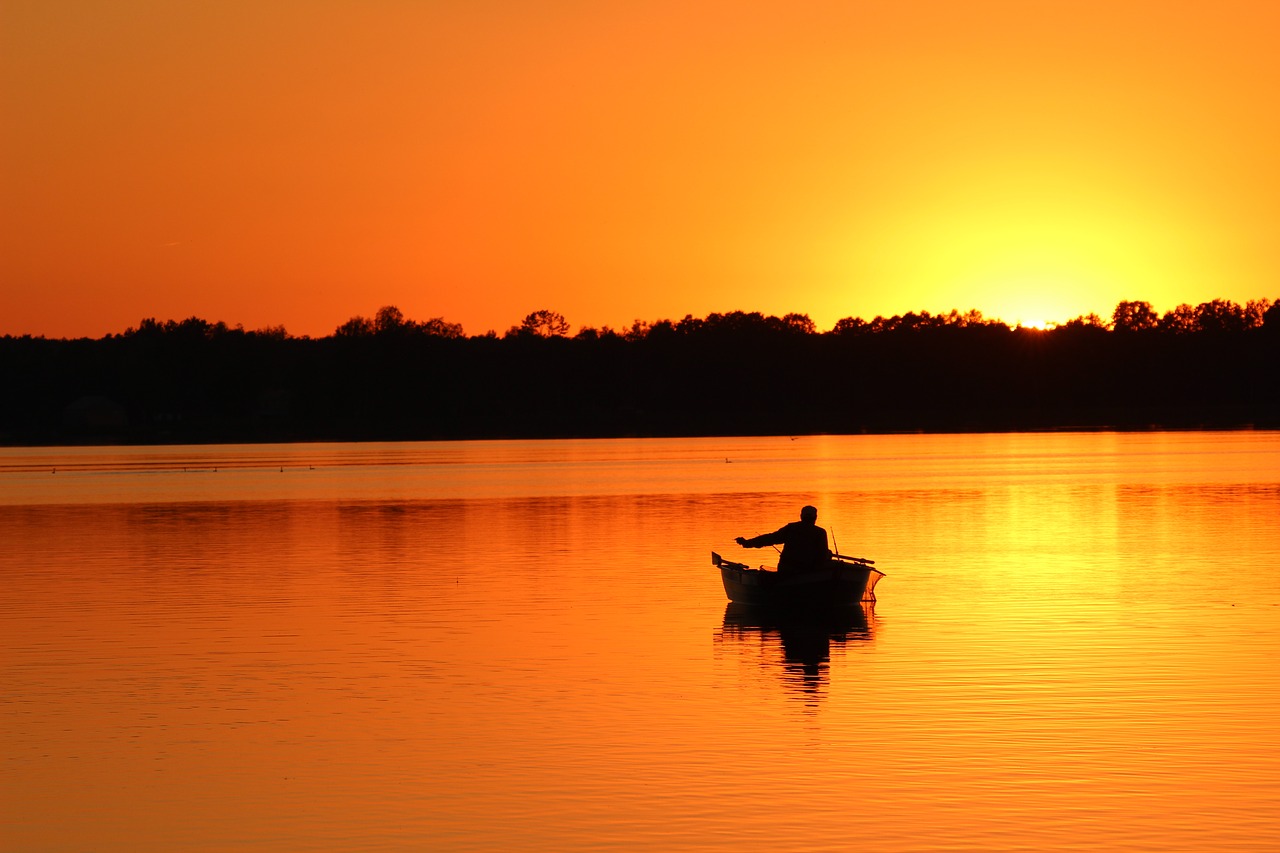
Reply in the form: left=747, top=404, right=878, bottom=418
left=4, top=1, right=1279, bottom=338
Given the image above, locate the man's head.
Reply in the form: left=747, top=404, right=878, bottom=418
left=800, top=505, right=818, bottom=523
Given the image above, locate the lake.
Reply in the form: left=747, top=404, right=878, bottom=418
left=3, top=432, right=1279, bottom=851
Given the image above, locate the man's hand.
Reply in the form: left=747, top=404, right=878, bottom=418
left=735, top=536, right=749, bottom=547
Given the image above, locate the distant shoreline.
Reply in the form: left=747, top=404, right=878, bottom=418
left=4, top=422, right=1278, bottom=451
left=4, top=306, right=1277, bottom=447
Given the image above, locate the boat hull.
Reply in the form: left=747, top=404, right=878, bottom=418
left=718, top=560, right=879, bottom=607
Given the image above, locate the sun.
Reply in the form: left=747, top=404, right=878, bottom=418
left=975, top=282, right=1079, bottom=331
left=967, top=267, right=1111, bottom=331
left=1002, top=296, right=1077, bottom=330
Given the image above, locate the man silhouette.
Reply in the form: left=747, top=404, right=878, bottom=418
left=735, top=505, right=832, bottom=574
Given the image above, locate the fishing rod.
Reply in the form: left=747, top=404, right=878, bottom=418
left=832, top=527, right=877, bottom=566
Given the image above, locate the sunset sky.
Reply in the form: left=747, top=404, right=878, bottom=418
left=4, top=1, right=1279, bottom=338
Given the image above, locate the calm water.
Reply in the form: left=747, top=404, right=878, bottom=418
left=3, top=432, right=1279, bottom=851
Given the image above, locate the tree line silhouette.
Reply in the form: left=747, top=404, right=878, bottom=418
left=3, top=299, right=1278, bottom=444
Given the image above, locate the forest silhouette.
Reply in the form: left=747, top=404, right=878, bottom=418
left=4, top=299, right=1278, bottom=444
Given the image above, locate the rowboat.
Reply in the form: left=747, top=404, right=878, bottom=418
left=712, top=551, right=884, bottom=607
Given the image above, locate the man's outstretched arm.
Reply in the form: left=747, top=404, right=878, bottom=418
left=736, top=528, right=785, bottom=548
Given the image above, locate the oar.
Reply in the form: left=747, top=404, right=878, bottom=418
left=832, top=553, right=876, bottom=566
left=830, top=530, right=874, bottom=566
left=712, top=552, right=748, bottom=569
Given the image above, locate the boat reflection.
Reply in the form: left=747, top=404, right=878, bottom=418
left=717, top=602, right=875, bottom=700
